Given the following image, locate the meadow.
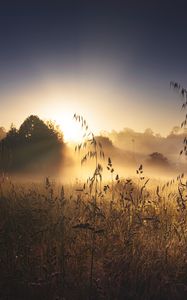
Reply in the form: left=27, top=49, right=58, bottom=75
left=0, top=1, right=186, bottom=298
left=1, top=169, right=187, bottom=300
left=1, top=109, right=187, bottom=300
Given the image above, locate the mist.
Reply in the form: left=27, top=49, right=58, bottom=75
left=62, top=127, right=187, bottom=183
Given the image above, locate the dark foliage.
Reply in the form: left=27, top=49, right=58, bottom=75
left=148, top=152, right=169, bottom=166
left=0, top=115, right=64, bottom=175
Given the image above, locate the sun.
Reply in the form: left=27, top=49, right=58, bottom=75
left=55, top=115, right=84, bottom=143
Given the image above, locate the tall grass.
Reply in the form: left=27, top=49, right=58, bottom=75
left=1, top=166, right=187, bottom=299
left=1, top=110, right=187, bottom=299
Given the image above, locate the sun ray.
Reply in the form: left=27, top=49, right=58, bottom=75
left=55, top=115, right=83, bottom=143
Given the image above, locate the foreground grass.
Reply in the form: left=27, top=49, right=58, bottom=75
left=0, top=176, right=187, bottom=300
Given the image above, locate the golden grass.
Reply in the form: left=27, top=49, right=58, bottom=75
left=0, top=175, right=187, bottom=300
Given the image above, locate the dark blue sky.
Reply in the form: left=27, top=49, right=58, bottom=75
left=0, top=1, right=186, bottom=81
left=0, top=0, right=187, bottom=135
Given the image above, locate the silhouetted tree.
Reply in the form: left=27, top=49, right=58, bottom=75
left=0, top=115, right=64, bottom=175
left=148, top=152, right=169, bottom=166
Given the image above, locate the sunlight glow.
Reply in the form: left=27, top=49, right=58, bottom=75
left=55, top=115, right=84, bottom=143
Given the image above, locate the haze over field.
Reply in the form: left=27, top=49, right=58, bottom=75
left=1, top=117, right=186, bottom=182
left=1, top=2, right=187, bottom=300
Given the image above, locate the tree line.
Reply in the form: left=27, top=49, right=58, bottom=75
left=0, top=115, right=65, bottom=176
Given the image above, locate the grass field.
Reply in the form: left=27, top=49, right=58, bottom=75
left=1, top=172, right=187, bottom=300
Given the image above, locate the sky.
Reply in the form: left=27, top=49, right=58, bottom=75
left=0, top=0, right=187, bottom=141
